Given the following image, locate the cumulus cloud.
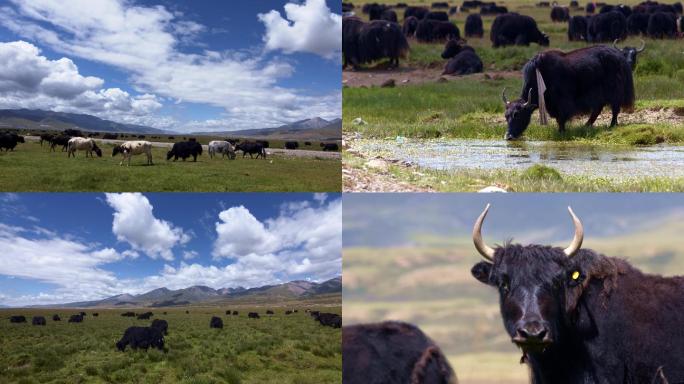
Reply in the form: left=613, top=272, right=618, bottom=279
left=0, top=40, right=165, bottom=126
left=105, top=193, right=190, bottom=260
left=0, top=0, right=341, bottom=131
left=258, top=0, right=342, bottom=59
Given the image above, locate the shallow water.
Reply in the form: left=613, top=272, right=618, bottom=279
left=355, top=139, right=684, bottom=179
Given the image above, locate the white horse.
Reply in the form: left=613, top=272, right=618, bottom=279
left=208, top=140, right=236, bottom=159
left=112, top=141, right=153, bottom=166
left=67, top=137, right=102, bottom=158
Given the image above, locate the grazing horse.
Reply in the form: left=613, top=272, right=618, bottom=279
left=67, top=137, right=102, bottom=158
left=112, top=141, right=153, bottom=166
left=208, top=140, right=236, bottom=159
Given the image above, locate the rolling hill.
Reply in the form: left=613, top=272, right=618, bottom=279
left=35, top=277, right=341, bottom=308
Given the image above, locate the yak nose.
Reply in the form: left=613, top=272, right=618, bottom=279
left=513, top=321, right=551, bottom=344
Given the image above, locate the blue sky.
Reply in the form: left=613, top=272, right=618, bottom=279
left=343, top=193, right=684, bottom=247
left=0, top=192, right=341, bottom=306
left=0, top=0, right=341, bottom=132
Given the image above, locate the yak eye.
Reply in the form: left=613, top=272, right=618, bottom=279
left=500, top=276, right=510, bottom=293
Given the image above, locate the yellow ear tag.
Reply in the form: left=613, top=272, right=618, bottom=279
left=571, top=271, right=580, bottom=280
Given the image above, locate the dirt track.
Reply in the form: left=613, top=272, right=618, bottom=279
left=343, top=67, right=520, bottom=88
left=24, top=136, right=340, bottom=159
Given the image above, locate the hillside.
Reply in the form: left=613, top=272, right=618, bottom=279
left=38, top=277, right=341, bottom=308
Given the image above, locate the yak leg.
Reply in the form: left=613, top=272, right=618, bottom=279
left=585, top=107, right=602, bottom=126
left=557, top=119, right=566, bottom=133
left=610, top=104, right=620, bottom=127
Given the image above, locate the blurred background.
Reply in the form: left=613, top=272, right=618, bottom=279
left=343, top=193, right=684, bottom=384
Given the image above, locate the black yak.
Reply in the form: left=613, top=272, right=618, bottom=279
left=92, top=313, right=99, bottom=317
left=32, top=316, right=46, bottom=326
left=235, top=142, right=267, bottom=159
left=166, top=141, right=202, bottom=162
left=248, top=312, right=260, bottom=319
left=471, top=204, right=684, bottom=384
left=403, top=15, right=419, bottom=36
left=441, top=39, right=483, bottom=75
left=464, top=14, right=484, bottom=37
left=10, top=315, right=26, bottom=323
left=404, top=6, right=429, bottom=20
left=232, top=311, right=238, bottom=315
left=52, top=314, right=61, bottom=321
left=0, top=133, right=25, bottom=151
left=116, top=326, right=164, bottom=351
left=344, top=18, right=409, bottom=69
left=647, top=11, right=677, bottom=38
left=587, top=11, right=627, bottom=42
left=284, top=141, right=299, bottom=150
left=586, top=2, right=596, bottom=13
left=416, top=19, right=461, bottom=42
left=68, top=314, right=84, bottom=323
left=321, top=143, right=339, bottom=151
left=313, top=312, right=342, bottom=328
left=501, top=45, right=634, bottom=139
left=627, top=12, right=650, bottom=35
left=343, top=16, right=365, bottom=69
left=151, top=319, right=168, bottom=335
left=210, top=316, right=223, bottom=329
left=551, top=6, right=570, bottom=22
left=568, top=15, right=589, bottom=40
left=121, top=311, right=135, bottom=317
left=266, top=310, right=274, bottom=315
left=380, top=9, right=398, bottom=22
left=425, top=11, right=449, bottom=21
left=480, top=4, right=508, bottom=14
left=343, top=321, right=457, bottom=384
left=50, top=135, right=71, bottom=152
left=613, top=38, right=645, bottom=70
left=490, top=13, right=550, bottom=47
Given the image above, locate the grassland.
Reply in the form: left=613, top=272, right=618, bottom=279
left=0, top=304, right=341, bottom=384
left=0, top=141, right=340, bottom=192
left=343, top=215, right=684, bottom=383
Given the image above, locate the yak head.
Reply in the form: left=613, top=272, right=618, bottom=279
left=613, top=38, right=645, bottom=71
left=93, top=144, right=102, bottom=158
left=471, top=204, right=600, bottom=355
left=502, top=87, right=536, bottom=140
left=112, top=145, right=123, bottom=157
left=441, top=38, right=467, bottom=59
left=166, top=150, right=175, bottom=160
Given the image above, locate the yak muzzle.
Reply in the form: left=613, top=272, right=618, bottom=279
left=513, top=321, right=553, bottom=350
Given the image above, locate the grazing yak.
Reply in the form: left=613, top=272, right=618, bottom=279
left=210, top=316, right=223, bottom=329
left=343, top=321, right=457, bottom=384
left=266, top=310, right=275, bottom=315
left=285, top=310, right=293, bottom=315
left=380, top=9, right=398, bottom=22
left=167, top=141, right=202, bottom=162
left=68, top=314, right=84, bottom=323
left=404, top=6, right=429, bottom=20
left=312, top=312, right=342, bottom=328
left=441, top=39, right=483, bottom=75
left=52, top=314, right=61, bottom=321
left=471, top=204, right=684, bottom=384
left=425, top=11, right=449, bottom=21
left=647, top=11, right=677, bottom=38
left=613, top=38, right=646, bottom=70
left=116, top=326, right=164, bottom=351
left=321, top=143, right=339, bottom=151
left=551, top=6, right=570, bottom=22
left=235, top=142, right=267, bottom=159
left=67, top=137, right=102, bottom=158
left=480, top=4, right=509, bottom=14
left=403, top=15, right=419, bottom=36
left=10, top=315, right=27, bottom=323
left=39, top=133, right=54, bottom=146
left=137, top=312, right=153, bottom=320
left=416, top=19, right=460, bottom=42
left=32, top=316, right=46, bottom=326
left=501, top=45, right=634, bottom=140
left=343, top=17, right=409, bottom=69
left=587, top=11, right=627, bottom=42
left=112, top=141, right=153, bottom=166
left=92, top=313, right=98, bottom=317
left=121, top=311, right=135, bottom=317
left=284, top=141, right=299, bottom=150
left=490, top=13, right=550, bottom=47
left=151, top=319, right=168, bottom=335
left=465, top=14, right=484, bottom=37
left=248, top=312, right=260, bottom=319
left=627, top=12, right=650, bottom=35
left=208, top=140, right=236, bottom=159
left=568, top=15, right=589, bottom=40
left=586, top=2, right=596, bottom=13
left=0, top=133, right=25, bottom=151
left=50, top=135, right=71, bottom=152
left=232, top=311, right=238, bottom=315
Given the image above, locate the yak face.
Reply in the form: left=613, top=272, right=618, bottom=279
left=502, top=88, right=536, bottom=140
left=441, top=39, right=465, bottom=59
left=93, top=145, right=102, bottom=157
left=112, top=146, right=122, bottom=157
left=539, top=33, right=550, bottom=46
left=614, top=39, right=645, bottom=71
left=166, top=150, right=174, bottom=160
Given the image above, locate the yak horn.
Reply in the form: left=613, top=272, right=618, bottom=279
left=612, top=38, right=620, bottom=49
left=563, top=206, right=584, bottom=257
left=637, top=39, right=645, bottom=52
left=522, top=88, right=533, bottom=107
left=501, top=87, right=510, bottom=105
left=473, top=204, right=495, bottom=262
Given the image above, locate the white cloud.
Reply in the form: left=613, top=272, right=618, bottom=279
left=258, top=0, right=342, bottom=59
left=182, top=250, right=198, bottom=260
left=0, top=40, right=165, bottom=126
left=105, top=193, right=190, bottom=261
left=0, top=0, right=341, bottom=131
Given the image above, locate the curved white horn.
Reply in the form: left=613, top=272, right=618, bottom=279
left=563, top=206, right=584, bottom=257
left=473, top=204, right=496, bottom=261
left=637, top=39, right=645, bottom=53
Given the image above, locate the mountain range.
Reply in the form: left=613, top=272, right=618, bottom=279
left=30, top=277, right=341, bottom=308
left=0, top=109, right=341, bottom=140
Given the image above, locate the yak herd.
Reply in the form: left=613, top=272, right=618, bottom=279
left=0, top=129, right=339, bottom=164
left=343, top=204, right=684, bottom=383
left=7, top=308, right=341, bottom=353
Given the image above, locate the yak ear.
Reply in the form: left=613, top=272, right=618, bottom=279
left=471, top=261, right=494, bottom=285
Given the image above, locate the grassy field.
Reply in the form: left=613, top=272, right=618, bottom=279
left=0, top=141, right=340, bottom=192
left=343, top=212, right=684, bottom=383
left=0, top=304, right=341, bottom=384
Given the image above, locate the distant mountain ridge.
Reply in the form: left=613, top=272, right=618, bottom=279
left=28, top=277, right=341, bottom=308
left=0, top=108, right=341, bottom=140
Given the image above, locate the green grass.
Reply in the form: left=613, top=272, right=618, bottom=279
left=0, top=306, right=341, bottom=384
left=0, top=142, right=340, bottom=192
